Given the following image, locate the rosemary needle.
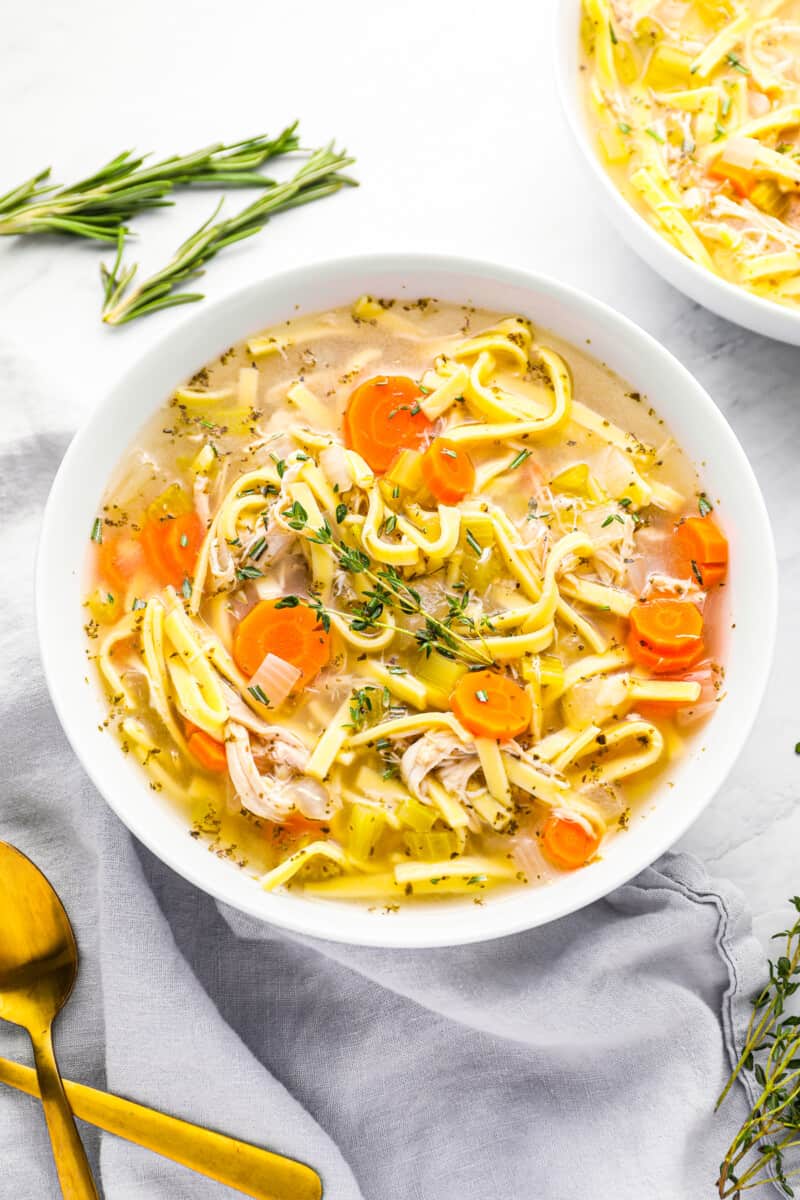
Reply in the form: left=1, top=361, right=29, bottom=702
left=0, top=126, right=300, bottom=242
left=101, top=143, right=357, bottom=326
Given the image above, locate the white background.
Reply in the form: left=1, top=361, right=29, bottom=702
left=2, top=0, right=798, bottom=950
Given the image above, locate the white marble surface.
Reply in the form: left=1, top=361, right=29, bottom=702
left=1, top=0, right=797, bottom=951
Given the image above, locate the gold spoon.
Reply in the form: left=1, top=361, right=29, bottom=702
left=0, top=842, right=321, bottom=1199
left=0, top=1055, right=321, bottom=1199
left=0, top=842, right=99, bottom=1197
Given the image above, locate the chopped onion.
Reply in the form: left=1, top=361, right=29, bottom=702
left=675, top=699, right=720, bottom=728
left=716, top=137, right=759, bottom=172
left=749, top=91, right=771, bottom=117
left=281, top=777, right=337, bottom=820
left=511, top=832, right=558, bottom=884
left=248, top=653, right=301, bottom=710
left=319, top=443, right=353, bottom=494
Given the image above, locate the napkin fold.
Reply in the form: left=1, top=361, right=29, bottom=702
left=0, top=341, right=771, bottom=1199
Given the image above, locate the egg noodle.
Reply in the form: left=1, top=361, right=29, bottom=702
left=85, top=297, right=726, bottom=902
left=581, top=0, right=800, bottom=307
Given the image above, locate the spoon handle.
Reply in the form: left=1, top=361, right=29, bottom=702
left=0, top=1054, right=321, bottom=1200
left=30, top=1026, right=100, bottom=1200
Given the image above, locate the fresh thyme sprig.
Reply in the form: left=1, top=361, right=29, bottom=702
left=0, top=127, right=301, bottom=241
left=101, top=143, right=356, bottom=325
left=717, top=898, right=800, bottom=1197
left=280, top=503, right=492, bottom=667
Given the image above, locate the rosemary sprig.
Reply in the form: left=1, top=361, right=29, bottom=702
left=101, top=143, right=356, bottom=325
left=717, top=898, right=800, bottom=1197
left=0, top=126, right=300, bottom=241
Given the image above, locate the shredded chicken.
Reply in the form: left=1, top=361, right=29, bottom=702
left=225, top=722, right=296, bottom=821
left=225, top=721, right=335, bottom=821
left=400, top=731, right=478, bottom=799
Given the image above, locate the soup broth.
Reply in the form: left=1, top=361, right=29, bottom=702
left=85, top=296, right=727, bottom=903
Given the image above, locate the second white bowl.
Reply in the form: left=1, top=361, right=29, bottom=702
left=554, top=0, right=800, bottom=345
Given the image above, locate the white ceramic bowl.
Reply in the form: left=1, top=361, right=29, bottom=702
left=554, top=0, right=800, bottom=345
left=37, top=254, right=777, bottom=947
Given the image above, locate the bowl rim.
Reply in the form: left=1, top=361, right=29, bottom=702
left=35, top=251, right=778, bottom=947
left=552, top=0, right=800, bottom=344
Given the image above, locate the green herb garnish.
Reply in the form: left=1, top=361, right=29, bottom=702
left=90, top=518, right=103, bottom=544
left=717, top=898, right=800, bottom=1196
left=726, top=52, right=750, bottom=75
left=236, top=564, right=264, bottom=581
left=699, top=493, right=713, bottom=517
left=508, top=449, right=531, bottom=470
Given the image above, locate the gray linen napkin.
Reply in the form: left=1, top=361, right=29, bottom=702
left=0, top=342, right=771, bottom=1199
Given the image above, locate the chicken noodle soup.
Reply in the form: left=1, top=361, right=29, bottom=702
left=85, top=297, right=728, bottom=902
left=580, top=0, right=800, bottom=309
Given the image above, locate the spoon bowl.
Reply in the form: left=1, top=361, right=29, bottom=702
left=0, top=844, right=77, bottom=1034
left=0, top=842, right=98, bottom=1197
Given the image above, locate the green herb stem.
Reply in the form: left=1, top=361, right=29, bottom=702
left=717, top=899, right=800, bottom=1197
left=101, top=143, right=356, bottom=326
left=0, top=126, right=301, bottom=240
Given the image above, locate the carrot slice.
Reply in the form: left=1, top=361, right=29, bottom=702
left=628, top=598, right=705, bottom=674
left=541, top=813, right=601, bottom=871
left=141, top=511, right=204, bottom=588
left=627, top=628, right=706, bottom=675
left=675, top=515, right=728, bottom=588
left=629, top=598, right=703, bottom=655
left=420, top=438, right=475, bottom=504
left=343, top=376, right=433, bottom=474
left=450, top=669, right=532, bottom=740
left=233, top=599, right=331, bottom=689
left=98, top=535, right=145, bottom=592
left=707, top=159, right=756, bottom=199
left=183, top=721, right=228, bottom=773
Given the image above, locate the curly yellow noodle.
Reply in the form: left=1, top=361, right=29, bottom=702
left=567, top=719, right=665, bottom=784
left=396, top=505, right=461, bottom=559
left=327, top=609, right=397, bottom=653
left=345, top=711, right=471, bottom=749
left=451, top=317, right=532, bottom=369
left=97, top=613, right=141, bottom=711
left=443, top=346, right=572, bottom=445
left=360, top=487, right=419, bottom=567
left=140, top=600, right=189, bottom=755
left=191, top=466, right=279, bottom=612
left=260, top=841, right=347, bottom=892
left=554, top=647, right=632, bottom=704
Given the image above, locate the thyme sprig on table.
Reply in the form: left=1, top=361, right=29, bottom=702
left=0, top=127, right=301, bottom=241
left=717, top=898, right=800, bottom=1197
left=101, top=143, right=356, bottom=325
